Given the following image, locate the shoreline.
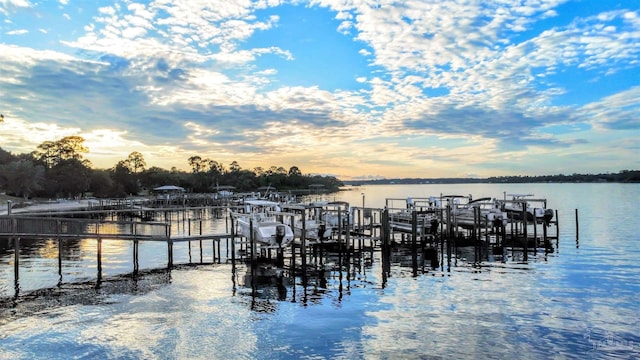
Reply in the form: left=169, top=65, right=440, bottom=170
left=0, top=198, right=96, bottom=216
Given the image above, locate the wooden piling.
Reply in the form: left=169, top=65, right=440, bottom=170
left=97, top=237, right=102, bottom=281
left=575, top=208, right=579, bottom=241
left=522, top=202, right=528, bottom=262
left=411, top=210, right=418, bottom=276
left=14, top=237, right=20, bottom=295
left=533, top=208, right=538, bottom=253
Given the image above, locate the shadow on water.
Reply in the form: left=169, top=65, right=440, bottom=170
left=2, top=233, right=561, bottom=323
left=232, top=250, right=368, bottom=312
left=0, top=266, right=182, bottom=325
left=232, top=239, right=445, bottom=313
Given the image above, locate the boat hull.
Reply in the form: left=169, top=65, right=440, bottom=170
left=237, top=218, right=295, bottom=247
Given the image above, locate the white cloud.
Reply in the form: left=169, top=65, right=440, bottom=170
left=6, top=29, right=28, bottom=35
left=1, top=1, right=639, bottom=177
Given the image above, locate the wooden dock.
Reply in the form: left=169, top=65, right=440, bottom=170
left=1, top=197, right=571, bottom=300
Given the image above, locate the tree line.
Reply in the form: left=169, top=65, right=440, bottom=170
left=343, top=170, right=640, bottom=186
left=0, top=136, right=343, bottom=200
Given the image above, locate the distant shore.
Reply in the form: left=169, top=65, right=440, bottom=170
left=0, top=195, right=95, bottom=216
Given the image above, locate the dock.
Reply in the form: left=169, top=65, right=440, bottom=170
left=1, top=195, right=569, bottom=299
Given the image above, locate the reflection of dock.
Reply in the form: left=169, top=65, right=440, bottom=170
left=0, top=208, right=233, bottom=298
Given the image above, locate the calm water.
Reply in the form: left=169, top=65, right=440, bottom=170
left=1, top=183, right=639, bottom=359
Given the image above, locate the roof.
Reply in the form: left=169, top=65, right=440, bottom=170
left=244, top=200, right=280, bottom=207
left=153, top=185, right=185, bottom=191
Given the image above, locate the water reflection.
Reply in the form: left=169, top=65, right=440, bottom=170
left=2, top=184, right=639, bottom=359
left=0, top=268, right=172, bottom=326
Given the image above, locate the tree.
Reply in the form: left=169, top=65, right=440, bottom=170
left=288, top=166, right=302, bottom=176
left=0, top=160, right=45, bottom=199
left=89, top=169, right=115, bottom=198
left=46, top=158, right=90, bottom=198
left=210, top=160, right=225, bottom=174
left=57, top=136, right=88, bottom=161
left=32, top=136, right=89, bottom=168
left=0, top=147, right=17, bottom=165
left=188, top=156, right=205, bottom=173
left=111, top=160, right=139, bottom=196
left=125, top=151, right=146, bottom=173
left=140, top=166, right=187, bottom=189
left=32, top=140, right=58, bottom=168
left=229, top=161, right=241, bottom=173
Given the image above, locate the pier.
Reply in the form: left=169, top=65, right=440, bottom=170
left=1, top=194, right=568, bottom=300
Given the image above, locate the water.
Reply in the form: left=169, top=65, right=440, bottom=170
left=1, top=183, right=639, bottom=359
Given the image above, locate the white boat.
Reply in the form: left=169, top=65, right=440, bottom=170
left=294, top=218, right=333, bottom=241
left=234, top=200, right=294, bottom=247
left=389, top=209, right=440, bottom=235
left=291, top=201, right=347, bottom=241
left=502, top=194, right=554, bottom=224
left=386, top=196, right=442, bottom=235
left=322, top=201, right=352, bottom=229
left=446, top=196, right=508, bottom=230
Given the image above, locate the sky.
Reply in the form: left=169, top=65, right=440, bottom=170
left=0, top=0, right=639, bottom=180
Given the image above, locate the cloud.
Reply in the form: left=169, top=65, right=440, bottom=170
left=6, top=28, right=27, bottom=35
left=579, top=86, right=640, bottom=131
left=0, top=0, right=31, bottom=15
left=1, top=1, right=639, bottom=177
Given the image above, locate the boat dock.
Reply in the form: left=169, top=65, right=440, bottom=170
left=1, top=194, right=569, bottom=299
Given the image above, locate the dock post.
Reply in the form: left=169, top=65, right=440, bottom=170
left=445, top=205, right=452, bottom=271
left=199, top=218, right=203, bottom=264
left=250, top=218, right=257, bottom=266
left=230, top=216, right=236, bottom=263
left=543, top=222, right=549, bottom=252
left=167, top=223, right=173, bottom=268
left=533, top=209, right=538, bottom=253
left=501, top=221, right=506, bottom=258
left=411, top=210, right=418, bottom=276
left=212, top=238, right=216, bottom=263
left=522, top=203, right=528, bottom=262
left=58, top=237, right=63, bottom=286
left=510, top=212, right=514, bottom=240
left=133, top=238, right=139, bottom=274
left=14, top=237, right=20, bottom=297
left=11, top=217, right=19, bottom=297
left=97, top=237, right=103, bottom=282
left=134, top=222, right=140, bottom=273
left=288, top=214, right=295, bottom=270
left=575, top=208, right=579, bottom=243
left=473, top=207, right=479, bottom=264
left=381, top=209, right=390, bottom=277
left=555, top=209, right=560, bottom=247
left=301, top=209, right=307, bottom=272
left=56, top=220, right=63, bottom=286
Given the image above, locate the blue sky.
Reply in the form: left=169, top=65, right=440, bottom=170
left=0, top=0, right=638, bottom=180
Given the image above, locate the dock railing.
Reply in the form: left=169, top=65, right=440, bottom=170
left=0, top=216, right=170, bottom=241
